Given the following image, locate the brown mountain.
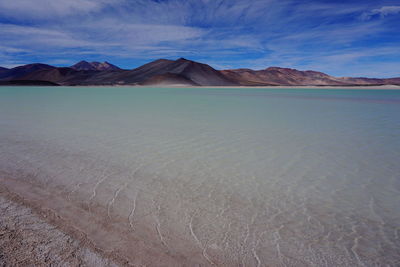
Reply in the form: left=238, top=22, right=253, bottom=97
left=21, top=67, right=90, bottom=85
left=384, top=78, right=400, bottom=85
left=1, top=59, right=399, bottom=86
left=338, top=77, right=399, bottom=85
left=222, top=67, right=351, bottom=86
left=71, top=61, right=121, bottom=71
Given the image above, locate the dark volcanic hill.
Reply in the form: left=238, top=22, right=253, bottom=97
left=71, top=61, right=121, bottom=71
left=0, top=63, right=55, bottom=80
left=131, top=58, right=236, bottom=86
left=1, top=59, right=399, bottom=86
left=0, top=67, right=9, bottom=78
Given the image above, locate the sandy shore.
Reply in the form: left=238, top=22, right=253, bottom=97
left=0, top=190, right=117, bottom=266
left=0, top=169, right=207, bottom=266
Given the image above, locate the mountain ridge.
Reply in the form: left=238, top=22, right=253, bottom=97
left=1, top=59, right=399, bottom=86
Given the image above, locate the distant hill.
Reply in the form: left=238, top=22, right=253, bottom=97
left=0, top=63, right=55, bottom=80
left=222, top=67, right=351, bottom=86
left=1, top=59, right=399, bottom=86
left=222, top=67, right=400, bottom=86
left=71, top=61, right=121, bottom=71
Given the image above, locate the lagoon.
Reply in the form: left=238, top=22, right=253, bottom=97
left=0, top=86, right=399, bottom=266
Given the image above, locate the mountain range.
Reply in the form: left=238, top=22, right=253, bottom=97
left=0, top=58, right=399, bottom=86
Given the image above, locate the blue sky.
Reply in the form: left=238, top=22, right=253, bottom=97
left=0, top=0, right=399, bottom=77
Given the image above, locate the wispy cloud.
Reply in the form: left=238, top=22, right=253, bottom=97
left=360, top=6, right=400, bottom=20
left=0, top=0, right=121, bottom=19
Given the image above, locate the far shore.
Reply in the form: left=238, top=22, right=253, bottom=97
left=141, top=84, right=400, bottom=89
left=1, top=80, right=400, bottom=90
left=4, top=84, right=399, bottom=89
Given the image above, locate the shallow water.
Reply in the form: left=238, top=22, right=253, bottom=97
left=0, top=87, right=399, bottom=266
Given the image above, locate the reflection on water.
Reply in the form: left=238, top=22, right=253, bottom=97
left=0, top=87, right=399, bottom=266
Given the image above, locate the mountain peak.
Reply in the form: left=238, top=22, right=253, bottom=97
left=176, top=57, right=192, bottom=63
left=71, top=61, right=121, bottom=71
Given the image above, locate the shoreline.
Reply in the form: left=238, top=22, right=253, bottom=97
left=0, top=186, right=118, bottom=266
left=1, top=84, right=400, bottom=89
left=0, top=171, right=207, bottom=266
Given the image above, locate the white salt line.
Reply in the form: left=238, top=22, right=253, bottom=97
left=107, top=182, right=128, bottom=219
left=189, top=214, right=202, bottom=246
left=128, top=192, right=138, bottom=230
left=252, top=247, right=261, bottom=267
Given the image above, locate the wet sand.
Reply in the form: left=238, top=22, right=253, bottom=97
left=0, top=185, right=117, bottom=266
left=0, top=171, right=207, bottom=266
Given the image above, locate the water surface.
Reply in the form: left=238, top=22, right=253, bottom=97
left=0, top=87, right=399, bottom=266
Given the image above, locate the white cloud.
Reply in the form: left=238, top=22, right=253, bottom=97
left=0, top=23, right=94, bottom=48
left=361, top=6, right=400, bottom=20
left=0, top=0, right=121, bottom=19
left=0, top=21, right=207, bottom=63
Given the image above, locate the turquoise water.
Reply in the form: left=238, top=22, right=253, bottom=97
left=0, top=87, right=399, bottom=266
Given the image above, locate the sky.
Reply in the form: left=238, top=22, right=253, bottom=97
left=0, top=0, right=399, bottom=77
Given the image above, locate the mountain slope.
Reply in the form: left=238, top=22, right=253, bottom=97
left=21, top=67, right=83, bottom=84
left=338, top=77, right=389, bottom=85
left=0, top=67, right=9, bottom=78
left=167, top=58, right=236, bottom=86
left=140, top=73, right=199, bottom=86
